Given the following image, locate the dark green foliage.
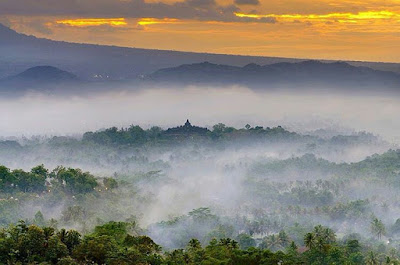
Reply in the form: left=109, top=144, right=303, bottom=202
left=0, top=165, right=47, bottom=193
left=58, top=229, right=81, bottom=254
left=0, top=166, right=13, bottom=191
left=93, top=221, right=129, bottom=242
left=236, top=233, right=256, bottom=250
left=83, top=125, right=157, bottom=146
left=0, top=221, right=398, bottom=264
left=0, top=164, right=105, bottom=195
left=52, top=166, right=98, bottom=193
left=73, top=234, right=118, bottom=264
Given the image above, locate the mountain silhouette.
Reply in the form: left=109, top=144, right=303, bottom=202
left=148, top=61, right=400, bottom=90
left=0, top=66, right=80, bottom=94
left=8, top=66, right=78, bottom=82
left=0, top=23, right=399, bottom=82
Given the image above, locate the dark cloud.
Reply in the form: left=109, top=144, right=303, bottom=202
left=237, top=16, right=277, bottom=23
left=186, top=0, right=216, bottom=7
left=0, top=0, right=274, bottom=24
left=234, top=0, right=260, bottom=5
left=0, top=0, right=225, bottom=20
left=258, top=17, right=277, bottom=23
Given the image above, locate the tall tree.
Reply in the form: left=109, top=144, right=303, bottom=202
left=371, top=217, right=386, bottom=240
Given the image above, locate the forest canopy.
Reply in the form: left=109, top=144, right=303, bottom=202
left=0, top=121, right=398, bottom=264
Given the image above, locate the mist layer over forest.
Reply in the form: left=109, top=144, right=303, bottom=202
left=1, top=84, right=400, bottom=264
left=1, top=86, right=400, bottom=143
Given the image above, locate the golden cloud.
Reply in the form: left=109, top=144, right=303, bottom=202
left=235, top=10, right=400, bottom=23
left=137, top=18, right=180, bottom=26
left=56, top=18, right=127, bottom=27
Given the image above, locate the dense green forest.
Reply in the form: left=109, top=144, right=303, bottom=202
left=0, top=122, right=399, bottom=264
left=1, top=220, right=398, bottom=265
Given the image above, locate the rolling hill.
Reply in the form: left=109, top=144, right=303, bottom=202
left=0, top=66, right=81, bottom=94
left=6, top=66, right=78, bottom=82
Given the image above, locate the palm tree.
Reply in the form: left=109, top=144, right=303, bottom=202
left=219, top=238, right=238, bottom=250
left=304, top=232, right=315, bottom=250
left=57, top=228, right=67, bottom=243
left=313, top=225, right=335, bottom=252
left=304, top=225, right=336, bottom=253
left=371, top=217, right=386, bottom=240
left=188, top=238, right=201, bottom=249
left=267, top=234, right=283, bottom=251
left=278, top=230, right=290, bottom=247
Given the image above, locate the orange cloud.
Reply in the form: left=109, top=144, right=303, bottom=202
left=56, top=18, right=127, bottom=27
left=137, top=18, right=180, bottom=26
left=235, top=10, right=400, bottom=23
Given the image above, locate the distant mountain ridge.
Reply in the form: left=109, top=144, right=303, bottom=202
left=0, top=66, right=80, bottom=93
left=148, top=61, right=400, bottom=89
left=0, top=23, right=400, bottom=81
left=2, top=61, right=399, bottom=94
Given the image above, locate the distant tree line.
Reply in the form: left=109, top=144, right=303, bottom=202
left=81, top=123, right=296, bottom=147
left=0, top=165, right=117, bottom=194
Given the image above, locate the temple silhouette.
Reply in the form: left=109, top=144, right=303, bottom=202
left=164, top=120, right=209, bottom=137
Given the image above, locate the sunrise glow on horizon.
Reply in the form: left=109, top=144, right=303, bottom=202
left=1, top=0, right=400, bottom=62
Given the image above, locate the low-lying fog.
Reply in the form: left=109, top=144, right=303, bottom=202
left=0, top=85, right=399, bottom=143
left=1, top=84, right=400, bottom=251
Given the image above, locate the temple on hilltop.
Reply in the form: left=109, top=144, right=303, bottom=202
left=164, top=120, right=210, bottom=137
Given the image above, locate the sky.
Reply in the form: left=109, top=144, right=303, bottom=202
left=0, top=0, right=400, bottom=62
